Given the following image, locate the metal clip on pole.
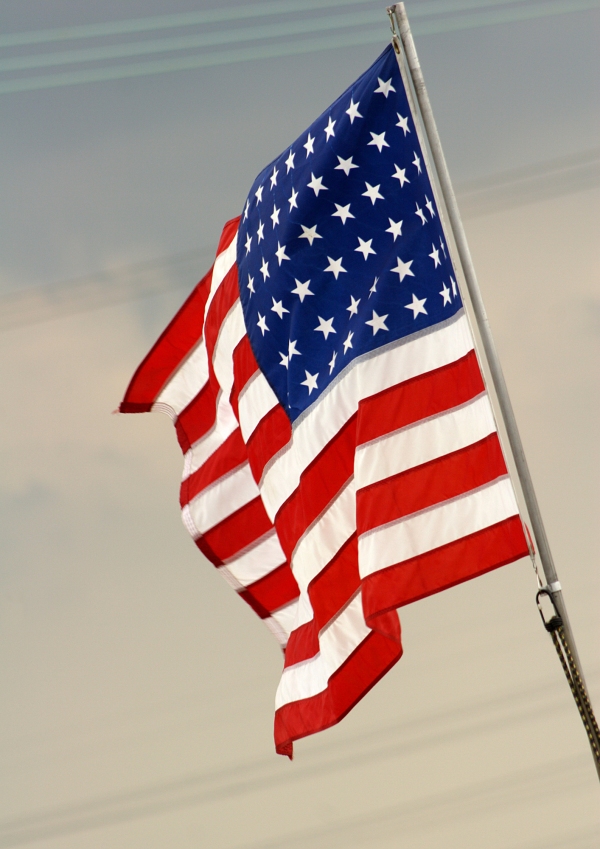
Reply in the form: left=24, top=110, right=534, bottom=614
left=536, top=588, right=563, bottom=633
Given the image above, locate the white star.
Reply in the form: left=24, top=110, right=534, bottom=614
left=288, top=339, right=301, bottom=359
left=255, top=185, right=264, bottom=203
left=366, top=310, right=389, bottom=334
left=343, top=331, right=354, bottom=353
left=257, top=220, right=265, bottom=242
left=328, top=351, right=337, bottom=374
left=332, top=203, right=354, bottom=224
left=303, top=133, right=315, bottom=156
left=396, top=113, right=410, bottom=135
left=368, top=131, right=389, bottom=152
left=425, top=195, right=436, bottom=218
left=288, top=187, right=299, bottom=210
left=245, top=233, right=252, bottom=254
left=386, top=218, right=403, bottom=241
left=440, top=283, right=451, bottom=305
left=314, top=316, right=336, bottom=339
left=355, top=237, right=376, bottom=260
left=275, top=241, right=290, bottom=265
left=301, top=370, right=319, bottom=395
left=369, top=277, right=379, bottom=298
left=270, top=166, right=278, bottom=189
left=346, top=99, right=363, bottom=123
left=307, top=173, right=327, bottom=196
left=285, top=149, right=295, bottom=172
left=415, top=203, right=427, bottom=225
left=243, top=200, right=249, bottom=220
left=257, top=313, right=269, bottom=335
left=374, top=76, right=396, bottom=97
left=347, top=295, right=360, bottom=317
left=335, top=155, right=358, bottom=176
left=439, top=236, right=447, bottom=257
left=324, top=116, right=336, bottom=140
left=391, top=256, right=415, bottom=282
left=429, top=243, right=441, bottom=268
left=412, top=152, right=422, bottom=173
left=279, top=352, right=289, bottom=369
left=392, top=164, right=410, bottom=187
left=299, top=224, right=322, bottom=246
left=270, top=204, right=280, bottom=227
left=450, top=276, right=458, bottom=298
left=260, top=258, right=269, bottom=280
left=405, top=293, right=428, bottom=318
left=291, top=278, right=314, bottom=302
left=324, top=256, right=346, bottom=279
left=362, top=182, right=384, bottom=204
left=271, top=297, right=289, bottom=318
left=247, top=274, right=255, bottom=295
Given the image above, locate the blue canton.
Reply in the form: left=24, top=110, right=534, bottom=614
left=237, top=45, right=462, bottom=423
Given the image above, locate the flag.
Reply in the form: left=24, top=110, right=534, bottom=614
left=120, top=44, right=530, bottom=757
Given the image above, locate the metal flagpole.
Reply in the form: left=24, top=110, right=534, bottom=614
left=386, top=2, right=600, bottom=778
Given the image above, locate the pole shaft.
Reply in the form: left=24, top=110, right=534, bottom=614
left=388, top=2, right=596, bottom=747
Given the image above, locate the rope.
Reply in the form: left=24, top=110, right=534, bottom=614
left=536, top=589, right=600, bottom=773
left=551, top=628, right=600, bottom=764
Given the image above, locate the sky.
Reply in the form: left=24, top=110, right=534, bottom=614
left=0, top=2, right=599, bottom=847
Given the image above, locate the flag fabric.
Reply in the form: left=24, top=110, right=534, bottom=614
left=120, top=44, right=530, bottom=757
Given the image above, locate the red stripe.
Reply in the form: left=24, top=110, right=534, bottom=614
left=240, top=562, right=299, bottom=619
left=246, top=404, right=292, bottom=484
left=284, top=536, right=359, bottom=668
left=361, top=515, right=529, bottom=618
left=230, top=336, right=260, bottom=418
left=119, top=218, right=239, bottom=411
left=203, top=265, right=240, bottom=368
left=120, top=269, right=213, bottom=410
left=179, top=429, right=247, bottom=507
left=275, top=417, right=357, bottom=559
left=274, top=622, right=402, bottom=758
left=174, top=382, right=216, bottom=453
left=357, top=433, right=507, bottom=535
left=356, top=349, right=484, bottom=446
left=194, top=534, right=223, bottom=567
left=201, top=496, right=274, bottom=562
left=216, top=216, right=241, bottom=256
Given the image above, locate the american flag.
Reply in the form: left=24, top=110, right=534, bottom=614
left=121, top=45, right=529, bottom=757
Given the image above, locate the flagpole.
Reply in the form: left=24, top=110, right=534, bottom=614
left=387, top=2, right=599, bottom=776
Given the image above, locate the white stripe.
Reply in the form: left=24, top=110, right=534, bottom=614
left=275, top=591, right=369, bottom=709
left=153, top=338, right=209, bottom=416
left=355, top=394, right=495, bottom=489
left=181, top=302, right=245, bottom=480
left=291, top=481, right=356, bottom=629
left=225, top=530, right=287, bottom=587
left=238, top=371, right=279, bottom=442
left=261, top=314, right=474, bottom=519
left=358, top=477, right=519, bottom=578
left=264, top=598, right=301, bottom=647
left=204, top=233, right=237, bottom=319
left=187, top=462, right=259, bottom=534
left=212, top=300, right=245, bottom=400
left=270, top=599, right=301, bottom=641
left=182, top=390, right=238, bottom=478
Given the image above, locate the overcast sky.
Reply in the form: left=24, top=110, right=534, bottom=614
left=0, top=2, right=599, bottom=848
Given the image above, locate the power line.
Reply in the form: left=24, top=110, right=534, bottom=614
left=232, top=755, right=589, bottom=849
left=0, top=0, right=566, bottom=74
left=0, top=0, right=597, bottom=95
left=0, top=148, right=596, bottom=332
left=0, top=673, right=590, bottom=846
left=0, top=0, right=373, bottom=48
